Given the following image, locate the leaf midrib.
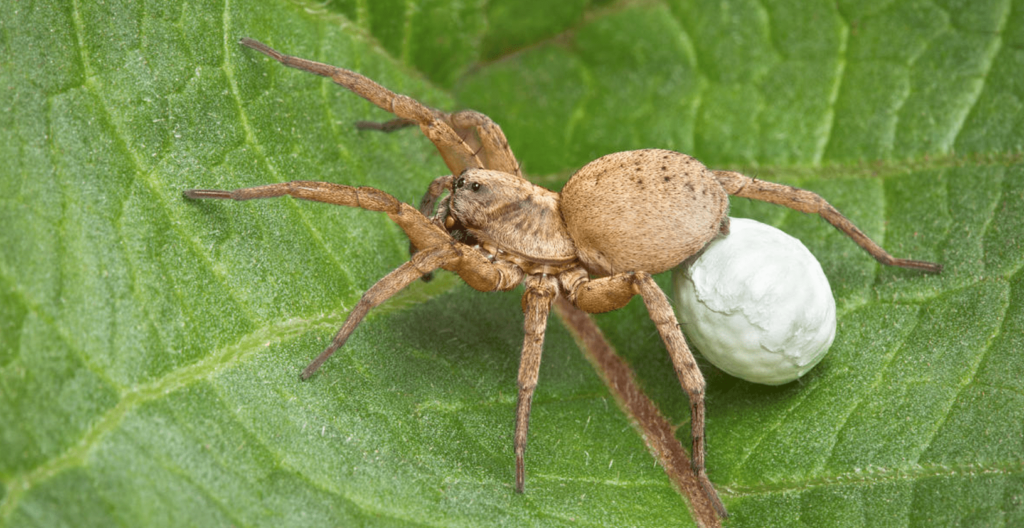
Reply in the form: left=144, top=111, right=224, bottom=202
left=724, top=459, right=1024, bottom=497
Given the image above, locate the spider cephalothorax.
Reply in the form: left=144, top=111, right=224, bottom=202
left=446, top=169, right=577, bottom=274
left=185, top=38, right=942, bottom=519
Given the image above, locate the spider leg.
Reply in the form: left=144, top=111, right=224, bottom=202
left=712, top=170, right=943, bottom=273
left=184, top=180, right=452, bottom=250
left=185, top=180, right=526, bottom=376
left=355, top=118, right=416, bottom=132
left=449, top=110, right=522, bottom=177
left=239, top=38, right=484, bottom=176
left=630, top=272, right=725, bottom=516
left=301, top=245, right=456, bottom=379
left=514, top=274, right=559, bottom=493
left=417, top=175, right=454, bottom=222
left=561, top=269, right=727, bottom=517
left=307, top=234, right=524, bottom=378
left=409, top=175, right=455, bottom=282
left=307, top=248, right=521, bottom=379
left=184, top=179, right=524, bottom=288
left=352, top=110, right=521, bottom=177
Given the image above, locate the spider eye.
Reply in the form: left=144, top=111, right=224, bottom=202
left=471, top=182, right=481, bottom=192
left=455, top=177, right=466, bottom=189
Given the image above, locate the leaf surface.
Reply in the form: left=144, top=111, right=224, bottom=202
left=1, top=0, right=1022, bottom=526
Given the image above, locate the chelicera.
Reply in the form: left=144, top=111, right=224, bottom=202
left=185, top=38, right=942, bottom=517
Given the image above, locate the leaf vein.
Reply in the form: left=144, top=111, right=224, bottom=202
left=820, top=4, right=851, bottom=162
left=0, top=309, right=345, bottom=523
left=724, top=459, right=1024, bottom=497
left=730, top=371, right=810, bottom=474
left=66, top=0, right=264, bottom=333
left=819, top=305, right=924, bottom=471
left=207, top=379, right=439, bottom=527
left=915, top=281, right=1012, bottom=463
left=120, top=426, right=249, bottom=528
left=949, top=0, right=1012, bottom=150
left=661, top=6, right=705, bottom=155
left=5, top=95, right=125, bottom=393
left=818, top=10, right=848, bottom=165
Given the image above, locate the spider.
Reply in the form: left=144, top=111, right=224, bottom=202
left=185, top=38, right=943, bottom=517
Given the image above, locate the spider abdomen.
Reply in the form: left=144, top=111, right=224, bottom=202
left=561, top=149, right=729, bottom=276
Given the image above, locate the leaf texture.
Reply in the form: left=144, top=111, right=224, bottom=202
left=1, top=0, right=1022, bottom=526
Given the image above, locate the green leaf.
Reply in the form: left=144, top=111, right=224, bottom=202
left=1, top=0, right=1021, bottom=526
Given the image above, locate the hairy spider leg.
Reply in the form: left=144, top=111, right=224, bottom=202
left=240, top=38, right=493, bottom=179
left=355, top=117, right=416, bottom=132
left=409, top=175, right=455, bottom=282
left=355, top=110, right=522, bottom=179
left=514, top=274, right=558, bottom=493
left=417, top=175, right=454, bottom=221
left=712, top=170, right=942, bottom=273
left=561, top=269, right=727, bottom=518
left=301, top=247, right=450, bottom=379
left=184, top=181, right=522, bottom=378
left=448, top=110, right=522, bottom=177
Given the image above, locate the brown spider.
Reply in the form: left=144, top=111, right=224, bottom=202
left=185, top=38, right=943, bottom=517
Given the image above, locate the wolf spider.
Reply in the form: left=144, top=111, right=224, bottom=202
left=185, top=38, right=942, bottom=517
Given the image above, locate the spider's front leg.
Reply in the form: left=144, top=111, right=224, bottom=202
left=446, top=110, right=522, bottom=177
left=183, top=180, right=521, bottom=377
left=356, top=109, right=522, bottom=177
left=560, top=269, right=728, bottom=518
left=301, top=238, right=523, bottom=378
left=239, top=38, right=521, bottom=178
left=402, top=175, right=455, bottom=283
left=514, top=274, right=559, bottom=493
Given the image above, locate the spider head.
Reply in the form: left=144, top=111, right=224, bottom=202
left=448, top=169, right=577, bottom=263
left=449, top=169, right=533, bottom=230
